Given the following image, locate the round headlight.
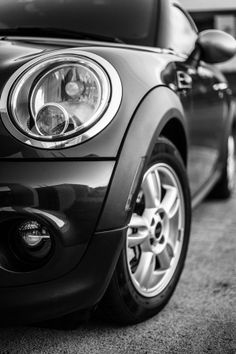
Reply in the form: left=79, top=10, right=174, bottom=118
left=6, top=51, right=122, bottom=148
left=30, top=62, right=107, bottom=139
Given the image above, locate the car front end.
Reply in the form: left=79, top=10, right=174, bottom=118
left=0, top=33, right=171, bottom=323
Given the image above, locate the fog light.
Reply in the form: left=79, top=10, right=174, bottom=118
left=19, top=220, right=50, bottom=248
left=14, top=220, right=53, bottom=264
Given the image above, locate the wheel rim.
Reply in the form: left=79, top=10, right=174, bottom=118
left=126, top=162, right=185, bottom=297
left=227, top=136, right=235, bottom=191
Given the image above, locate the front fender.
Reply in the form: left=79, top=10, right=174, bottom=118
left=97, top=86, right=186, bottom=231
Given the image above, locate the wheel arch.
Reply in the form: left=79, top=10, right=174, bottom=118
left=160, top=118, right=188, bottom=166
left=97, top=86, right=188, bottom=231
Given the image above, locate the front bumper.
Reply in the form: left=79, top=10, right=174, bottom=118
left=0, top=160, right=115, bottom=287
left=0, top=227, right=126, bottom=324
left=0, top=160, right=129, bottom=323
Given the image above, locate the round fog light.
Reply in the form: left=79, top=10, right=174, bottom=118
left=14, top=220, right=53, bottom=265
left=19, top=220, right=51, bottom=248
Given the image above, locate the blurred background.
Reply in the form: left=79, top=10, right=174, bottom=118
left=180, top=0, right=236, bottom=119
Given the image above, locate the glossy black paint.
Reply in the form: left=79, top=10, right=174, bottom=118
left=0, top=0, right=235, bottom=323
left=175, top=61, right=231, bottom=196
left=0, top=228, right=126, bottom=324
left=197, top=30, right=236, bottom=64
left=0, top=40, right=175, bottom=159
left=0, top=161, right=114, bottom=287
left=97, top=87, right=186, bottom=231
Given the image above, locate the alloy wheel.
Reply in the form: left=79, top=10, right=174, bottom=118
left=127, top=163, right=185, bottom=297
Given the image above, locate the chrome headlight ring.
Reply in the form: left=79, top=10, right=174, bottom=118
left=0, top=50, right=122, bottom=149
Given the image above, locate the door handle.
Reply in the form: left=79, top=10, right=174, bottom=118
left=177, top=71, right=192, bottom=90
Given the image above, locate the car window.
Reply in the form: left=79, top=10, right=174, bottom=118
left=169, top=5, right=198, bottom=56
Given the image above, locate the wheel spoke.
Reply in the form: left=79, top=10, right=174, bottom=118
left=128, top=213, right=148, bottom=229
left=128, top=214, right=149, bottom=247
left=134, top=252, right=156, bottom=288
left=142, top=170, right=161, bottom=208
left=128, top=231, right=149, bottom=247
left=157, top=246, right=172, bottom=270
left=160, top=184, right=179, bottom=219
left=143, top=208, right=158, bottom=225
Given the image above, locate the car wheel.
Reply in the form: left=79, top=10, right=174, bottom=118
left=209, top=135, right=235, bottom=199
left=101, top=138, right=191, bottom=324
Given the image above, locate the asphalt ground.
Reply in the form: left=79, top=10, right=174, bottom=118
left=0, top=177, right=236, bottom=353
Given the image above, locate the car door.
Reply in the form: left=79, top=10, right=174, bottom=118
left=185, top=63, right=227, bottom=196
left=167, top=4, right=226, bottom=196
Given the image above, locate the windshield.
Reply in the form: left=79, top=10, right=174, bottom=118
left=0, top=0, right=158, bottom=46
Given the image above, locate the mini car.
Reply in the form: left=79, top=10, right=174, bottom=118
left=0, top=0, right=235, bottom=326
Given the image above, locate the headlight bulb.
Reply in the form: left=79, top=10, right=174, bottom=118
left=65, top=81, right=84, bottom=97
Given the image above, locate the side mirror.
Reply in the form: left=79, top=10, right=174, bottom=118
left=196, top=30, right=236, bottom=64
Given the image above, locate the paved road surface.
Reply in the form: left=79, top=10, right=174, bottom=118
left=0, top=188, right=235, bottom=353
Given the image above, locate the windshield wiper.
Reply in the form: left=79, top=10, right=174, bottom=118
left=0, top=27, right=123, bottom=43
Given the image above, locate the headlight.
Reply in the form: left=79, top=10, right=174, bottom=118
left=6, top=51, right=122, bottom=148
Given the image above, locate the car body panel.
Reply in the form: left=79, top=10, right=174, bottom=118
left=174, top=61, right=232, bottom=196
left=0, top=39, right=181, bottom=159
left=0, top=228, right=126, bottom=324
left=97, top=86, right=186, bottom=231
left=0, top=161, right=114, bottom=287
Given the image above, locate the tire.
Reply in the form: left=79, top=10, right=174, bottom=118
left=209, top=135, right=235, bottom=199
left=100, top=138, right=191, bottom=325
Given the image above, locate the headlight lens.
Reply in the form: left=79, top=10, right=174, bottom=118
left=8, top=53, right=121, bottom=148
left=30, top=63, right=105, bottom=138
left=35, top=103, right=70, bottom=137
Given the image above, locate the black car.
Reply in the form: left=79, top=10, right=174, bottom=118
left=0, top=0, right=235, bottom=325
